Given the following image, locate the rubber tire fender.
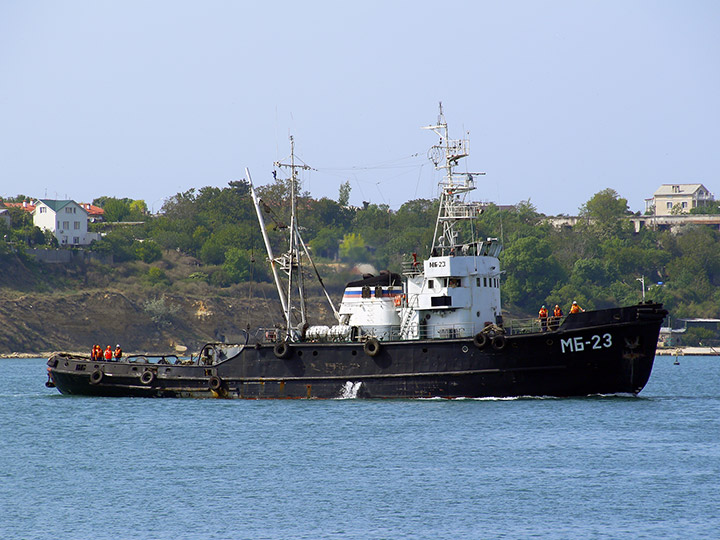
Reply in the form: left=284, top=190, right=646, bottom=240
left=491, top=335, right=507, bottom=351
left=274, top=341, right=291, bottom=359
left=140, top=370, right=155, bottom=385
left=208, top=375, right=223, bottom=392
left=473, top=332, right=487, bottom=349
left=89, top=369, right=103, bottom=385
left=364, top=338, right=381, bottom=357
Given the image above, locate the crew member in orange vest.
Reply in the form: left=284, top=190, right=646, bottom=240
left=114, top=344, right=123, bottom=360
left=570, top=301, right=584, bottom=314
left=92, top=344, right=101, bottom=361
left=104, top=345, right=113, bottom=360
left=550, top=304, right=563, bottom=330
left=538, top=305, right=549, bottom=332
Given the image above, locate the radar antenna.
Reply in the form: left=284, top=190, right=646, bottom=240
left=422, top=103, right=486, bottom=255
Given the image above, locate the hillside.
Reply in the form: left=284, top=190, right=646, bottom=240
left=0, top=251, right=336, bottom=355
left=0, top=288, right=333, bottom=355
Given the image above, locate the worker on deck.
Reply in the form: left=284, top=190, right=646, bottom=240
left=550, top=304, right=563, bottom=330
left=538, top=305, right=549, bottom=332
left=570, top=301, right=584, bottom=314
left=104, top=345, right=113, bottom=360
left=114, top=344, right=123, bottom=360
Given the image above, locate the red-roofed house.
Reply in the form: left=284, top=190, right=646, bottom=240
left=3, top=201, right=36, bottom=213
left=79, top=203, right=105, bottom=222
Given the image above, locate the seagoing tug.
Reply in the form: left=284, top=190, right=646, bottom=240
left=46, top=106, right=667, bottom=399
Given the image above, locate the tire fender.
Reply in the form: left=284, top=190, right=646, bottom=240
left=274, top=341, right=291, bottom=359
left=208, top=375, right=223, bottom=391
left=491, top=335, right=507, bottom=350
left=364, top=338, right=381, bottom=357
left=89, top=369, right=103, bottom=385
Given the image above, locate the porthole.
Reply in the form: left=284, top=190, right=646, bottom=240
left=312, top=350, right=318, bottom=356
left=422, top=347, right=428, bottom=353
left=461, top=345, right=469, bottom=353
left=297, top=350, right=303, bottom=357
left=351, top=350, right=357, bottom=356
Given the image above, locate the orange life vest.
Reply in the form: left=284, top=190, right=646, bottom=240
left=553, top=307, right=562, bottom=317
left=538, top=308, right=548, bottom=318
left=104, top=347, right=112, bottom=360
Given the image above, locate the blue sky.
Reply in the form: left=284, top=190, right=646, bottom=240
left=1, top=1, right=718, bottom=215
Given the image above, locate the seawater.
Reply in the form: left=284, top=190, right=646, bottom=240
left=1, top=357, right=718, bottom=540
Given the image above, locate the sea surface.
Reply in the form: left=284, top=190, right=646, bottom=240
left=1, top=356, right=719, bottom=540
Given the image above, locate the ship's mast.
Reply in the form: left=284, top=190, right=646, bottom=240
left=423, top=103, right=485, bottom=255
left=273, top=136, right=310, bottom=340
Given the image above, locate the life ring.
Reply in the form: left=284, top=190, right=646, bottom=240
left=140, top=370, right=155, bottom=385
left=491, top=335, right=507, bottom=350
left=473, top=332, right=488, bottom=349
left=274, top=341, right=291, bottom=359
left=208, top=375, right=223, bottom=391
left=364, top=337, right=381, bottom=357
left=394, top=295, right=402, bottom=307
left=89, top=369, right=103, bottom=385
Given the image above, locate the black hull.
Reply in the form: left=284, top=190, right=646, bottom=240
left=47, top=303, right=667, bottom=399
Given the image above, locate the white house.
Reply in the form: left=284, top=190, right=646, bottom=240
left=32, top=199, right=100, bottom=246
left=645, top=184, right=714, bottom=216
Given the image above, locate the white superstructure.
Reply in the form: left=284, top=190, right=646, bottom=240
left=336, top=105, right=504, bottom=341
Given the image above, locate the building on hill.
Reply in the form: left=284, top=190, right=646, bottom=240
left=32, top=199, right=100, bottom=246
left=79, top=203, right=105, bottom=222
left=645, top=184, right=714, bottom=216
left=3, top=200, right=36, bottom=213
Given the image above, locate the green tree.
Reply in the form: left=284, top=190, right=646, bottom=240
left=129, top=200, right=148, bottom=220
left=577, top=189, right=632, bottom=241
left=338, top=181, right=351, bottom=206
left=501, top=236, right=566, bottom=310
left=309, top=227, right=342, bottom=259
left=99, top=198, right=132, bottom=222
left=91, top=228, right=138, bottom=262
left=135, top=240, right=162, bottom=263
left=339, top=232, right=367, bottom=261
left=223, top=248, right=255, bottom=283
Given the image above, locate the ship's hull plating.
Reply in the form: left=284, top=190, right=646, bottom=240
left=47, top=303, right=667, bottom=399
